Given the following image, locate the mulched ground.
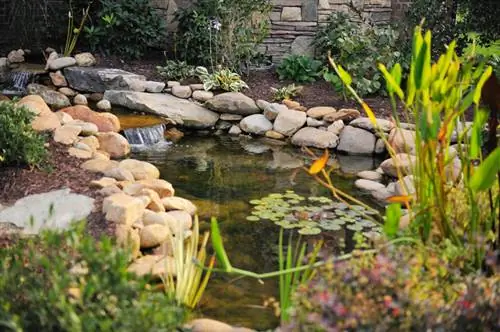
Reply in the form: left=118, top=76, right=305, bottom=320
left=0, top=142, right=111, bottom=247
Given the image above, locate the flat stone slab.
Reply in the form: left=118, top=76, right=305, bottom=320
left=0, top=189, right=94, bottom=234
left=64, top=67, right=146, bottom=93
left=104, top=90, right=220, bottom=129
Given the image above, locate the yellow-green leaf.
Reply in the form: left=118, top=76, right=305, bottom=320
left=379, top=63, right=404, bottom=100
left=470, top=148, right=500, bottom=193
left=337, top=65, right=352, bottom=86
left=473, top=66, right=493, bottom=105
left=210, top=217, right=232, bottom=271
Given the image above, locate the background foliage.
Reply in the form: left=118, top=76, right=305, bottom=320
left=84, top=0, right=166, bottom=59
left=314, top=13, right=405, bottom=97
left=174, top=0, right=271, bottom=71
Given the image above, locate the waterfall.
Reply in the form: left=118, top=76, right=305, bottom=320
left=123, top=124, right=168, bottom=146
left=10, top=71, right=32, bottom=90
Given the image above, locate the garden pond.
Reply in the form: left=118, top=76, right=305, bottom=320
left=128, top=126, right=385, bottom=330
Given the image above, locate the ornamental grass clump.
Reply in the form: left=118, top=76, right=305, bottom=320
left=329, top=25, right=500, bottom=270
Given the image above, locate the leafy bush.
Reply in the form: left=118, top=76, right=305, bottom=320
left=156, top=60, right=196, bottom=82
left=84, top=0, right=166, bottom=59
left=0, top=101, right=47, bottom=168
left=195, top=66, right=248, bottom=92
left=290, top=245, right=500, bottom=331
left=314, top=12, right=405, bottom=96
left=0, top=223, right=186, bottom=331
left=276, top=55, right=323, bottom=83
left=271, top=84, right=303, bottom=102
left=174, top=0, right=271, bottom=71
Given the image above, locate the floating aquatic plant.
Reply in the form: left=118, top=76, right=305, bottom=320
left=247, top=191, right=382, bottom=238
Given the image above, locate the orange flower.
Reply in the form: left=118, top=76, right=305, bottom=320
left=386, top=195, right=413, bottom=204
left=309, top=149, right=329, bottom=175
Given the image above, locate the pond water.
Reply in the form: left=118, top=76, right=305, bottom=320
left=130, top=134, right=383, bottom=330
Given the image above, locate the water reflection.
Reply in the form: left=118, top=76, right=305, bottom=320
left=131, top=135, right=381, bottom=329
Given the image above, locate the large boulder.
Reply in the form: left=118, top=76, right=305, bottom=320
left=53, top=125, right=81, bottom=145
left=161, top=197, right=197, bottom=215
left=306, top=106, right=336, bottom=119
left=273, top=109, right=307, bottom=136
left=49, top=57, right=77, bottom=71
left=27, top=83, right=70, bottom=110
left=388, top=128, right=416, bottom=154
left=205, top=92, right=259, bottom=115
left=16, top=95, right=61, bottom=132
left=104, top=90, right=219, bottom=129
left=60, top=105, right=119, bottom=132
left=118, top=159, right=160, bottom=180
left=64, top=67, right=146, bottom=93
left=380, top=153, right=416, bottom=177
left=323, top=108, right=360, bottom=123
left=239, top=114, right=273, bottom=135
left=97, top=132, right=130, bottom=158
left=350, top=117, right=394, bottom=133
left=74, top=52, right=96, bottom=67
left=291, top=127, right=339, bottom=149
left=0, top=189, right=94, bottom=235
left=337, top=125, right=376, bottom=155
left=102, top=193, right=145, bottom=226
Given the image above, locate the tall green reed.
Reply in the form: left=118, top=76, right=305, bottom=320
left=329, top=25, right=500, bottom=269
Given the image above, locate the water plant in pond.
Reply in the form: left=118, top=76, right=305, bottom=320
left=162, top=216, right=215, bottom=308
left=329, top=25, right=500, bottom=269
left=248, top=191, right=382, bottom=239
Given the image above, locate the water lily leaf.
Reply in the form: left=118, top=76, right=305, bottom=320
left=332, top=203, right=348, bottom=210
left=246, top=216, right=260, bottom=221
left=269, top=193, right=284, bottom=199
left=298, top=227, right=322, bottom=235
left=347, top=224, right=363, bottom=231
left=298, top=221, right=317, bottom=227
left=320, top=223, right=342, bottom=231
left=288, top=199, right=300, bottom=204
left=249, top=200, right=262, bottom=205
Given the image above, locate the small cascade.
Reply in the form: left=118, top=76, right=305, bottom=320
left=10, top=71, right=32, bottom=90
left=124, top=124, right=168, bottom=146
left=2, top=71, right=33, bottom=96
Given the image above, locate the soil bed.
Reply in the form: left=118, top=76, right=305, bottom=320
left=0, top=142, right=109, bottom=247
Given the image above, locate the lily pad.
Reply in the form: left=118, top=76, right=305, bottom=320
left=246, top=216, right=260, bottom=221
left=346, top=224, right=363, bottom=231
left=298, top=227, right=322, bottom=235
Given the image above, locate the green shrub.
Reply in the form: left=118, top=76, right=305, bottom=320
left=174, top=0, right=271, bottom=71
left=276, top=55, right=323, bottom=83
left=290, top=245, right=500, bottom=331
left=0, top=223, right=186, bottom=331
left=195, top=66, right=248, bottom=92
left=84, top=0, right=166, bottom=59
left=0, top=101, right=47, bottom=168
left=314, top=12, right=406, bottom=96
left=156, top=60, right=196, bottom=82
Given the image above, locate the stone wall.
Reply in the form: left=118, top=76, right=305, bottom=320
left=391, top=0, right=413, bottom=18
left=262, top=0, right=393, bottom=62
